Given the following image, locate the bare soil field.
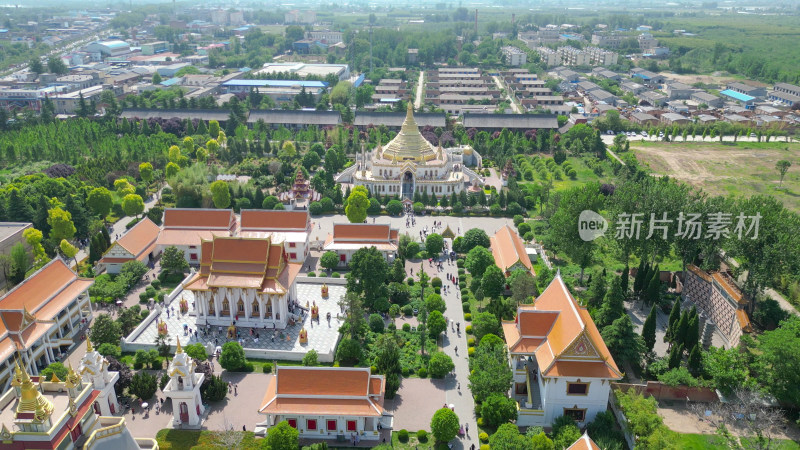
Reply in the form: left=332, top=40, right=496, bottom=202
left=631, top=141, right=800, bottom=212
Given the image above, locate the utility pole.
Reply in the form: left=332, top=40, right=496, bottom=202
left=369, top=25, right=373, bottom=74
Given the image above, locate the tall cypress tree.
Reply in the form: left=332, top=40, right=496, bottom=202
left=668, top=343, right=684, bottom=369
left=7, top=189, right=32, bottom=223
left=684, top=314, right=700, bottom=354
left=687, top=345, right=702, bottom=376
left=101, top=226, right=111, bottom=251
left=664, top=300, right=681, bottom=344
left=633, top=260, right=646, bottom=294
left=642, top=305, right=657, bottom=353
left=645, top=269, right=661, bottom=305
left=674, top=311, right=690, bottom=348
left=620, top=265, right=629, bottom=294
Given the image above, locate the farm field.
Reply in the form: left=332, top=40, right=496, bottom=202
left=631, top=141, right=800, bottom=213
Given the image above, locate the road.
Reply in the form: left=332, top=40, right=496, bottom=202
left=414, top=70, right=424, bottom=110
left=492, top=75, right=521, bottom=114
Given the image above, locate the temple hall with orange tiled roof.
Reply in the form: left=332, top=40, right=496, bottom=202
left=257, top=365, right=389, bottom=442
left=503, top=271, right=622, bottom=427
left=98, top=217, right=160, bottom=274
left=323, top=223, right=399, bottom=266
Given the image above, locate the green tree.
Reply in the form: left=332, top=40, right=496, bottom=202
left=29, top=57, right=44, bottom=75
left=468, top=344, right=512, bottom=402
left=165, top=162, right=180, bottom=178
left=369, top=313, right=385, bottom=333
left=427, top=310, right=447, bottom=338
left=161, top=246, right=189, bottom=275
left=320, top=251, right=339, bottom=271
left=642, top=305, right=657, bottom=353
left=775, top=160, right=791, bottom=188
left=219, top=341, right=247, bottom=371
left=462, top=228, right=490, bottom=252
left=139, top=162, right=154, bottom=184
left=9, top=242, right=30, bottom=285
left=553, top=423, right=582, bottom=450
left=130, top=371, right=158, bottom=400
left=425, top=233, right=444, bottom=255
left=509, top=270, right=537, bottom=304
left=465, top=246, right=495, bottom=278
left=336, top=338, right=362, bottom=365
left=86, top=187, right=114, bottom=222
left=185, top=343, right=208, bottom=361
left=481, top=394, right=518, bottom=427
left=601, top=315, right=644, bottom=367
left=755, top=316, right=800, bottom=405
left=152, top=72, right=162, bottom=85
left=122, top=194, right=145, bottom=218
left=702, top=346, right=752, bottom=395
left=209, top=180, right=231, bottom=209
left=40, top=362, right=68, bottom=382
left=687, top=345, right=702, bottom=376
left=345, top=246, right=388, bottom=310
left=302, top=349, right=319, bottom=366
left=596, top=277, right=625, bottom=328
left=374, top=333, right=401, bottom=376
left=664, top=300, right=681, bottom=344
left=266, top=420, right=299, bottom=450
left=425, top=293, right=446, bottom=314
left=481, top=265, right=506, bottom=300
left=47, top=207, right=76, bottom=242
left=47, top=56, right=68, bottom=74
left=430, top=408, right=459, bottom=443
left=428, top=351, right=454, bottom=378
left=472, top=312, right=500, bottom=343
left=59, top=239, right=79, bottom=268
left=345, top=186, right=369, bottom=223
left=530, top=431, right=555, bottom=450
left=209, top=120, right=220, bottom=139
left=548, top=183, right=603, bottom=283
left=489, top=423, right=529, bottom=449
left=668, top=343, right=684, bottom=370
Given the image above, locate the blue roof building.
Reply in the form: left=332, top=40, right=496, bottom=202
left=719, top=89, right=755, bottom=108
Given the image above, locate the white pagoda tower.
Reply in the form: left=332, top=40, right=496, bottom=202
left=78, top=339, right=120, bottom=416
left=163, top=337, right=205, bottom=428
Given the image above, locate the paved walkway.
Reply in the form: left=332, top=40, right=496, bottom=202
left=492, top=76, right=520, bottom=114
left=410, top=236, right=477, bottom=448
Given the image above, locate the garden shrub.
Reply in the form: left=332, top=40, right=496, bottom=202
left=418, top=367, right=428, bottom=378
left=308, top=272, right=316, bottom=277
left=477, top=417, right=484, bottom=427
left=402, top=305, right=413, bottom=316
left=407, top=277, right=415, bottom=285
left=150, top=279, right=161, bottom=290
left=468, top=347, right=475, bottom=356
left=402, top=323, right=411, bottom=332
left=465, top=325, right=473, bottom=334
left=468, top=338, right=475, bottom=347
left=479, top=432, right=489, bottom=443
left=431, top=277, right=442, bottom=288
left=417, top=430, right=428, bottom=442
left=462, top=302, right=471, bottom=313
left=480, top=445, right=490, bottom=450
left=398, top=429, right=409, bottom=442
left=464, top=313, right=472, bottom=321
left=331, top=272, right=340, bottom=278
left=456, top=259, right=465, bottom=268
left=262, top=362, right=272, bottom=373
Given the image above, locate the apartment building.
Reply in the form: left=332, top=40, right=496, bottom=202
left=591, top=33, right=623, bottom=48
left=501, top=46, right=527, bottom=66
left=536, top=47, right=562, bottom=67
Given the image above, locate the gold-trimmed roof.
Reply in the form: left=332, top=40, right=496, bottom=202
left=380, top=102, right=438, bottom=162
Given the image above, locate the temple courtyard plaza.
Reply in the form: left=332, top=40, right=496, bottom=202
left=125, top=282, right=346, bottom=362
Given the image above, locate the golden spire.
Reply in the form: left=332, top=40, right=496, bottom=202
left=65, top=363, right=79, bottom=389
left=11, top=357, right=23, bottom=387
left=86, top=338, right=93, bottom=353
left=176, top=336, right=183, bottom=354
left=50, top=372, right=61, bottom=383
left=16, top=362, right=54, bottom=418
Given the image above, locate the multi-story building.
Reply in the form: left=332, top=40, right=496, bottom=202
left=155, top=208, right=237, bottom=265
left=535, top=47, right=561, bottom=67
left=0, top=259, right=94, bottom=389
left=770, top=83, right=800, bottom=107
left=664, top=81, right=695, bottom=100
left=591, top=33, right=623, bottom=48
left=307, top=31, right=343, bottom=44
left=503, top=273, right=622, bottom=427
left=637, top=33, right=658, bottom=50
left=284, top=10, right=316, bottom=24
left=725, top=82, right=766, bottom=99
left=558, top=46, right=590, bottom=66
left=585, top=46, right=619, bottom=66
left=141, top=41, right=169, bottom=55
left=501, top=46, right=527, bottom=66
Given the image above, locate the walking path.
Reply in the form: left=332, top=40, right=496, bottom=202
left=406, top=230, right=476, bottom=449
left=492, top=76, right=520, bottom=114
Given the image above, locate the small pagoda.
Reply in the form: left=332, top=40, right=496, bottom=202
left=292, top=168, right=311, bottom=199
left=280, top=168, right=320, bottom=209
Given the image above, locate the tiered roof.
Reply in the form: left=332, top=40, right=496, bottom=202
left=183, top=236, right=301, bottom=294
left=490, top=225, right=532, bottom=273
left=502, top=273, right=622, bottom=380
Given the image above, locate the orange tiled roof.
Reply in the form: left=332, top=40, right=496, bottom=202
left=115, top=217, right=160, bottom=257
left=163, top=208, right=236, bottom=229
left=259, top=366, right=385, bottom=417
left=33, top=278, right=93, bottom=321
left=0, top=259, right=76, bottom=312
left=508, top=274, right=622, bottom=380
left=240, top=210, right=309, bottom=231
left=333, top=223, right=394, bottom=241
left=490, top=225, right=532, bottom=272
left=156, top=229, right=231, bottom=247
left=567, top=433, right=601, bottom=450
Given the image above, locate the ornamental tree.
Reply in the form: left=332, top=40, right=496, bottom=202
left=210, top=180, right=231, bottom=209
left=47, top=207, right=76, bottom=242
left=122, top=194, right=145, bottom=218
left=345, top=186, right=369, bottom=224
left=430, top=408, right=459, bottom=443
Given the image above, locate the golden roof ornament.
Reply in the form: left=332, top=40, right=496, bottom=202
left=11, top=358, right=23, bottom=387
left=176, top=336, right=183, bottom=354
left=86, top=338, right=93, bottom=353
left=16, top=363, right=54, bottom=418
left=50, top=372, right=61, bottom=383
left=65, top=363, right=79, bottom=389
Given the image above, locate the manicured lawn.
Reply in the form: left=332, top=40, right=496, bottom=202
left=675, top=433, right=800, bottom=450
left=155, top=429, right=260, bottom=449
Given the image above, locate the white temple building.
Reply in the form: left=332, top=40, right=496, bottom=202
left=163, top=338, right=205, bottom=428
left=78, top=340, right=120, bottom=416
left=336, top=103, right=483, bottom=199
left=183, top=236, right=302, bottom=329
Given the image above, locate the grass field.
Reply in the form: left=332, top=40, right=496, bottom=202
left=631, top=141, right=800, bottom=213
left=675, top=433, right=800, bottom=450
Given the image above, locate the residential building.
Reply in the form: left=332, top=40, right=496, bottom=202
left=343, top=104, right=482, bottom=198
left=183, top=236, right=301, bottom=330
left=558, top=47, right=590, bottom=66
left=98, top=218, right=160, bottom=274
left=156, top=208, right=237, bottom=264
left=630, top=69, right=665, bottom=85
left=591, top=33, right=623, bottom=48
left=239, top=210, right=311, bottom=264
left=503, top=273, right=622, bottom=427
left=588, top=89, right=617, bottom=105
left=307, top=31, right=343, bottom=44
left=0, top=259, right=94, bottom=388
left=490, top=225, right=532, bottom=276
left=284, top=10, right=316, bottom=24
left=773, top=82, right=800, bottom=97
left=535, top=48, right=561, bottom=67
left=407, top=49, right=419, bottom=64
left=691, top=91, right=723, bottom=108
left=769, top=84, right=800, bottom=107
left=660, top=112, right=690, bottom=125
left=501, top=46, right=527, bottom=66
left=0, top=223, right=32, bottom=289
left=257, top=366, right=388, bottom=441
left=585, top=47, right=619, bottom=66
left=667, top=101, right=690, bottom=114
left=664, top=81, right=694, bottom=100
left=620, top=81, right=645, bottom=95
left=637, top=33, right=658, bottom=49
left=0, top=358, right=156, bottom=449
left=726, top=82, right=766, bottom=99
left=323, top=224, right=399, bottom=265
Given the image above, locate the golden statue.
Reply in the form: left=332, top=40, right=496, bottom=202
left=299, top=327, right=308, bottom=344
left=311, top=301, right=319, bottom=321
left=157, top=320, right=169, bottom=336
left=321, top=283, right=329, bottom=298
left=179, top=297, right=189, bottom=314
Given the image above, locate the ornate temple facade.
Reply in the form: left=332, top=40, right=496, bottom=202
left=183, top=236, right=302, bottom=329
left=337, top=103, right=483, bottom=199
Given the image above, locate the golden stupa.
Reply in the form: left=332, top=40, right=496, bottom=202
left=16, top=363, right=54, bottom=420
left=380, top=102, right=438, bottom=163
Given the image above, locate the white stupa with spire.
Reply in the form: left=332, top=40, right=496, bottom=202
left=163, top=337, right=205, bottom=428
left=78, top=339, right=120, bottom=415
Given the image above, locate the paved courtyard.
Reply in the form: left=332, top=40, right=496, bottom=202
left=126, top=282, right=346, bottom=361
left=384, top=378, right=448, bottom=431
